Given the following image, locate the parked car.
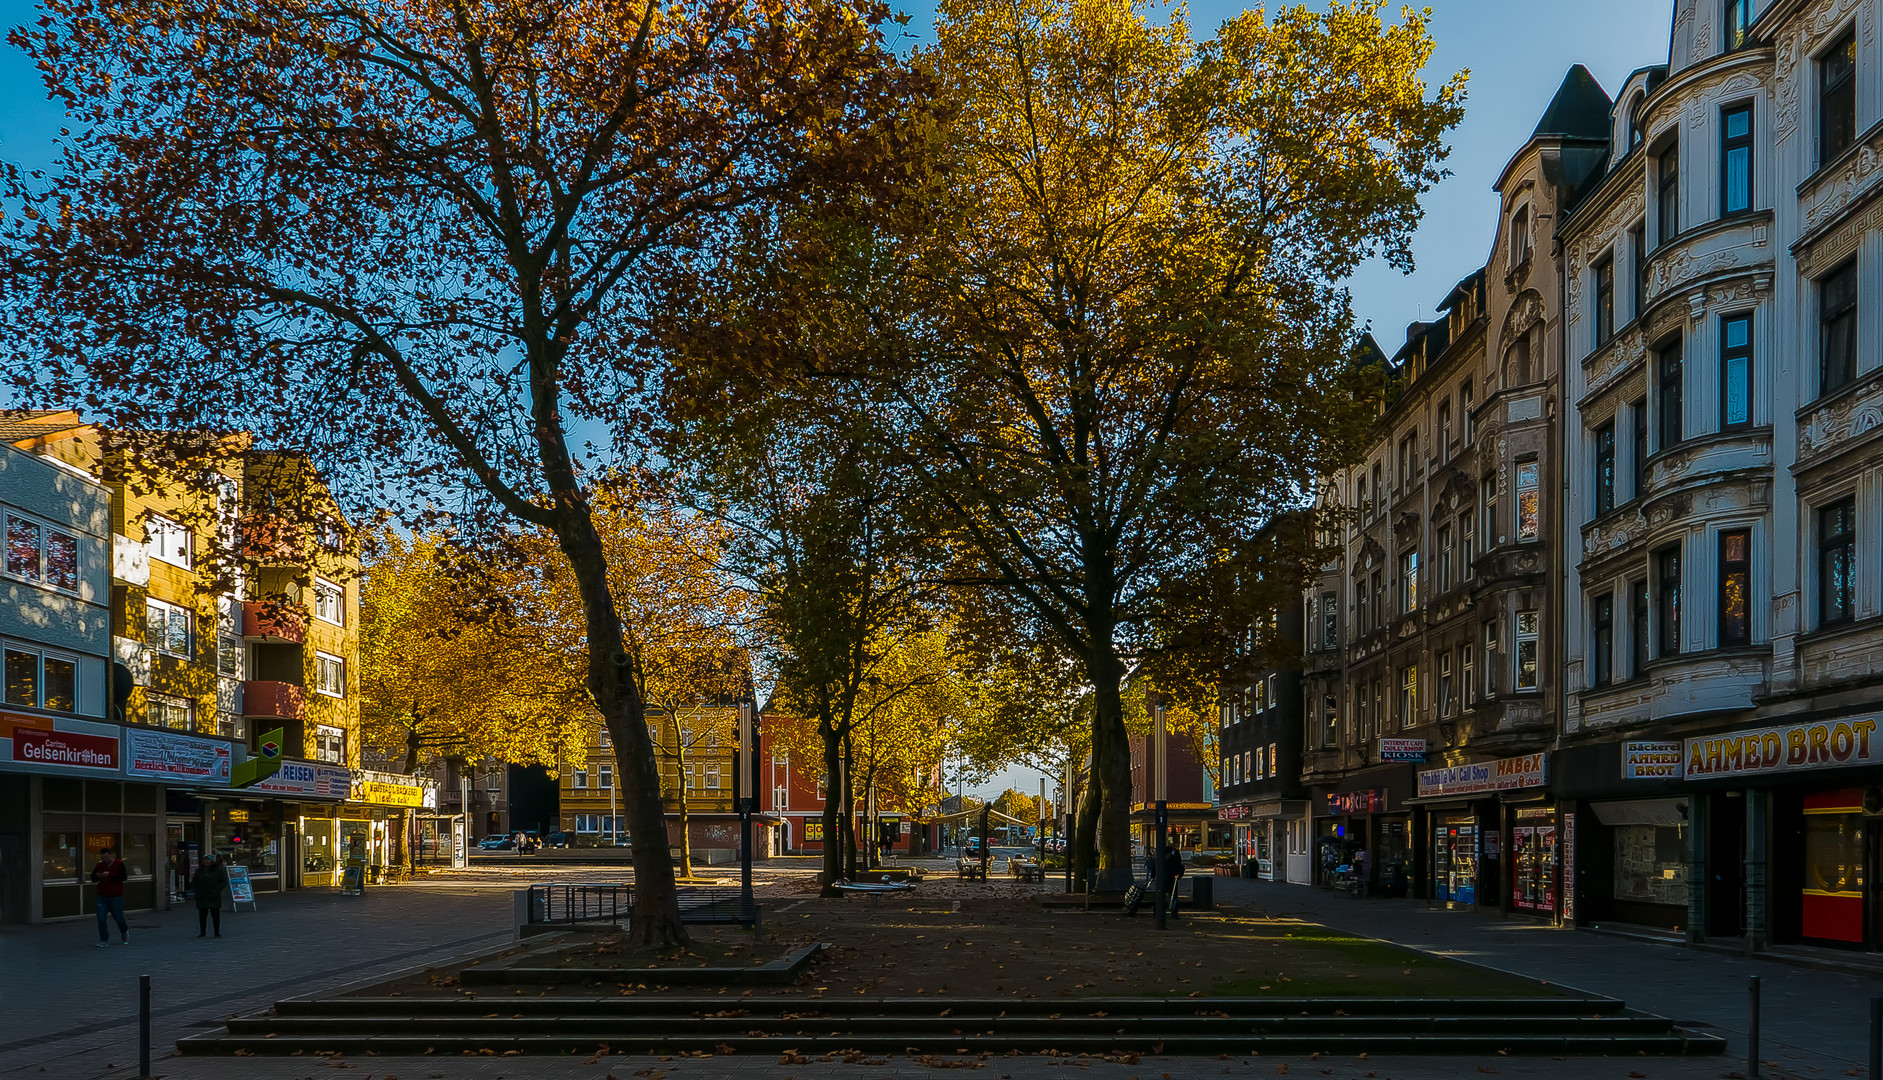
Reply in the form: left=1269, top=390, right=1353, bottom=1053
left=611, top=835, right=633, bottom=847
left=544, top=831, right=570, bottom=849
left=477, top=834, right=514, bottom=851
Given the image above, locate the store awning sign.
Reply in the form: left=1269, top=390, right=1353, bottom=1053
left=250, top=760, right=352, bottom=800
left=1326, top=789, right=1387, bottom=815
left=124, top=728, right=232, bottom=783
left=1623, top=741, right=1684, bottom=779
left=356, top=779, right=427, bottom=807
left=13, top=728, right=119, bottom=772
left=1685, top=716, right=1880, bottom=779
left=1379, top=738, right=1428, bottom=762
left=1417, top=753, right=1548, bottom=798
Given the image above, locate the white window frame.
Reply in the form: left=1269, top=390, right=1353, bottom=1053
left=315, top=651, right=346, bottom=698
left=598, top=763, right=613, bottom=790
left=4, top=512, right=82, bottom=592
left=147, top=691, right=193, bottom=731
left=1515, top=610, right=1541, bottom=691
left=313, top=578, right=345, bottom=626
left=145, top=596, right=194, bottom=658
left=146, top=515, right=192, bottom=569
left=3, top=642, right=82, bottom=712
left=704, top=762, right=722, bottom=791
left=217, top=633, right=242, bottom=678
left=315, top=724, right=344, bottom=764
left=572, top=768, right=588, bottom=790
left=773, top=784, right=789, bottom=811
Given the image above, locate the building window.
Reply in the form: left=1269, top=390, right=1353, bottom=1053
left=315, top=724, right=344, bottom=764
left=1483, top=620, right=1499, bottom=698
left=217, top=633, right=241, bottom=678
left=1399, top=432, right=1418, bottom=490
left=1657, top=546, right=1682, bottom=657
left=1437, top=525, right=1453, bottom=592
left=1267, top=672, right=1277, bottom=706
left=1658, top=338, right=1683, bottom=449
left=1252, top=679, right=1266, bottom=714
left=1461, top=644, right=1476, bottom=708
left=1628, top=95, right=1645, bottom=149
left=1510, top=205, right=1531, bottom=266
left=148, top=692, right=193, bottom=731
left=1319, top=694, right=1337, bottom=747
left=1399, top=666, right=1418, bottom=728
left=145, top=515, right=193, bottom=570
left=1439, top=401, right=1452, bottom=458
left=1725, top=0, right=1751, bottom=50
left=3, top=644, right=79, bottom=712
left=316, top=515, right=345, bottom=553
left=1437, top=652, right=1454, bottom=717
left=1820, top=260, right=1858, bottom=396
left=1516, top=461, right=1541, bottom=541
left=704, top=763, right=721, bottom=791
left=1320, top=590, right=1338, bottom=650
left=1356, top=571, right=1369, bottom=633
left=5, top=514, right=80, bottom=591
left=314, top=579, right=345, bottom=625
left=1819, top=30, right=1857, bottom=169
left=145, top=597, right=194, bottom=658
left=1594, top=421, right=1616, bottom=517
left=1460, top=379, right=1475, bottom=442
left=315, top=652, right=346, bottom=697
left=1400, top=549, right=1419, bottom=614
left=1515, top=610, right=1540, bottom=692
left=1459, top=510, right=1474, bottom=578
left=1820, top=498, right=1856, bottom=626
left=1632, top=397, right=1650, bottom=498
left=1591, top=593, right=1614, bottom=688
left=1721, top=104, right=1753, bottom=215
left=1355, top=474, right=1367, bottom=517
left=1632, top=579, right=1650, bottom=677
left=1720, top=530, right=1751, bottom=646
left=1631, top=225, right=1648, bottom=322
left=1722, top=315, right=1753, bottom=428
left=599, top=764, right=613, bottom=790
left=1595, top=257, right=1615, bottom=347
left=773, top=784, right=788, bottom=811
left=1372, top=462, right=1383, bottom=515
left=572, top=767, right=588, bottom=789
left=1658, top=141, right=1679, bottom=245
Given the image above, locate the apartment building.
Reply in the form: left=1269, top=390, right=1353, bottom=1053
left=1301, top=69, right=1608, bottom=916
left=1558, top=0, right=1883, bottom=951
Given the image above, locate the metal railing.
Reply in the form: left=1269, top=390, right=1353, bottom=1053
left=520, top=883, right=753, bottom=931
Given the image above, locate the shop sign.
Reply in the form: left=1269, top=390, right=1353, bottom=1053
left=1685, top=716, right=1881, bottom=779
left=1417, top=752, right=1549, bottom=799
left=0, top=710, right=55, bottom=741
left=1218, top=805, right=1249, bottom=820
left=1378, top=738, right=1427, bottom=763
left=356, top=779, right=427, bottom=807
left=124, top=728, right=233, bottom=784
left=1561, top=812, right=1577, bottom=921
left=251, top=761, right=352, bottom=799
left=1325, top=789, right=1387, bottom=815
left=1623, top=741, right=1684, bottom=779
left=13, top=728, right=119, bottom=772
left=804, top=820, right=824, bottom=842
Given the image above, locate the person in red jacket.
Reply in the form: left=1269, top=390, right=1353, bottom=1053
left=92, top=846, right=129, bottom=947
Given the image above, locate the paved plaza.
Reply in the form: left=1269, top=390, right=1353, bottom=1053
left=0, top=863, right=1869, bottom=1080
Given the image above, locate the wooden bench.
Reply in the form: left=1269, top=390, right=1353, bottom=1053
left=956, top=858, right=987, bottom=881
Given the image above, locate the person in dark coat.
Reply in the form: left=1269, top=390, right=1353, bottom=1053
left=193, top=853, right=230, bottom=938
left=91, top=846, right=129, bottom=947
left=1161, top=846, right=1186, bottom=920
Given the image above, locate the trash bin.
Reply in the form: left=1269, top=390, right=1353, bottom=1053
left=1242, top=861, right=1256, bottom=879
left=1190, top=875, right=1213, bottom=910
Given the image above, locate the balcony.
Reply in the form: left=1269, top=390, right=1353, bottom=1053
left=242, top=601, right=305, bottom=644
left=239, top=514, right=307, bottom=566
left=242, top=680, right=305, bottom=721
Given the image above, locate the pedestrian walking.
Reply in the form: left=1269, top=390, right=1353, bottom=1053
left=194, top=852, right=229, bottom=938
left=1161, top=845, right=1185, bottom=921
left=91, top=846, right=128, bottom=947
left=1353, top=847, right=1372, bottom=898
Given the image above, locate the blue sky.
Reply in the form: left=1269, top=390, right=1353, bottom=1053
left=0, top=0, right=1675, bottom=799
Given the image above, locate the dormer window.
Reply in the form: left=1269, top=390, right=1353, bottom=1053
left=1725, top=0, right=1751, bottom=51
left=1628, top=96, right=1645, bottom=149
left=1509, top=205, right=1531, bottom=267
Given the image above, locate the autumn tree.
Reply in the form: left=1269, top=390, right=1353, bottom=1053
left=5, top=0, right=929, bottom=941
left=697, top=0, right=1459, bottom=883
left=359, top=529, right=592, bottom=778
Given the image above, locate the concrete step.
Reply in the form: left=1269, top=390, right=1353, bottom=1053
left=274, top=995, right=1628, bottom=1018
left=178, top=1029, right=1725, bottom=1057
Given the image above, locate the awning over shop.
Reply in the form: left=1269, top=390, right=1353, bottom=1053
left=1590, top=797, right=1688, bottom=826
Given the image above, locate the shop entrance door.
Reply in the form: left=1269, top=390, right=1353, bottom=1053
left=1707, top=793, right=1746, bottom=939
left=165, top=820, right=201, bottom=903
left=1511, top=810, right=1558, bottom=915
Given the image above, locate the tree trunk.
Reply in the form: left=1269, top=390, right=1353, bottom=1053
left=841, top=732, right=859, bottom=881
left=1073, top=767, right=1101, bottom=891
left=1088, top=669, right=1134, bottom=879
left=819, top=721, right=844, bottom=895
left=673, top=723, right=693, bottom=878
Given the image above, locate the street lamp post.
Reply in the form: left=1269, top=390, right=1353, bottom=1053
left=737, top=698, right=757, bottom=920
left=1153, top=700, right=1170, bottom=931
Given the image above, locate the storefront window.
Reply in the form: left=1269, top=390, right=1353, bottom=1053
left=1805, top=811, right=1865, bottom=895
left=1433, top=819, right=1477, bottom=904
left=122, top=827, right=154, bottom=880
left=1613, top=823, right=1687, bottom=906
left=213, top=807, right=279, bottom=877
left=42, top=827, right=81, bottom=883
left=1511, top=810, right=1557, bottom=914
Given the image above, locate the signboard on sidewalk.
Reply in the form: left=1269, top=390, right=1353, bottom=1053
left=1685, top=716, right=1881, bottom=779
left=1622, top=741, right=1684, bottom=779
left=13, top=728, right=119, bottom=772
left=124, top=728, right=232, bottom=783
left=1417, top=753, right=1549, bottom=799
left=227, top=865, right=256, bottom=909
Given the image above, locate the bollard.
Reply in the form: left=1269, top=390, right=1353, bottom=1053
left=1870, top=997, right=1881, bottom=1080
left=1747, top=975, right=1761, bottom=1079
left=139, top=974, right=151, bottom=1079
